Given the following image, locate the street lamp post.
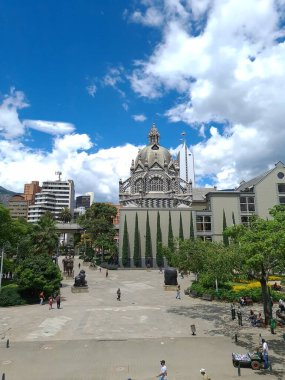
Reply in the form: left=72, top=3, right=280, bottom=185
left=0, top=247, right=5, bottom=292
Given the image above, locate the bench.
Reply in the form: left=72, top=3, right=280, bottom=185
left=202, top=294, right=213, bottom=301
left=244, top=297, right=253, bottom=306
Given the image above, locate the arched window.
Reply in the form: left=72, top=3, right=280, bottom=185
left=150, top=177, right=163, bottom=191
left=134, top=179, right=143, bottom=193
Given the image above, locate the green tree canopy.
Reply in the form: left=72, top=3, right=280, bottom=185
left=78, top=203, right=117, bottom=253
left=14, top=253, right=62, bottom=300
left=122, top=215, right=130, bottom=267
left=145, top=211, right=153, bottom=266
left=58, top=207, right=72, bottom=223
left=225, top=205, right=285, bottom=324
left=133, top=212, right=141, bottom=267
left=156, top=211, right=164, bottom=267
left=31, top=212, right=59, bottom=256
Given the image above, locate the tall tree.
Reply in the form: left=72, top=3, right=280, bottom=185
left=31, top=212, right=59, bottom=256
left=189, top=211, right=194, bottom=240
left=58, top=207, right=72, bottom=223
left=122, top=215, right=130, bottom=267
left=78, top=203, right=117, bottom=255
left=168, top=211, right=174, bottom=251
left=225, top=205, right=285, bottom=324
left=133, top=213, right=141, bottom=267
left=156, top=211, right=164, bottom=267
left=223, top=209, right=229, bottom=246
left=145, top=211, right=153, bottom=267
left=232, top=211, right=236, bottom=226
left=179, top=212, right=184, bottom=241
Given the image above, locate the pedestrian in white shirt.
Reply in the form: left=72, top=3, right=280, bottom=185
left=157, top=360, right=167, bottom=380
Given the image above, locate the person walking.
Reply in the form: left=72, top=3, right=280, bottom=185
left=262, top=338, right=269, bottom=369
left=39, top=291, right=45, bottom=305
left=231, top=303, right=236, bottom=320
left=48, top=296, right=53, bottom=310
left=56, top=294, right=61, bottom=309
left=117, top=288, right=121, bottom=301
left=156, top=360, right=167, bottom=380
left=106, top=269, right=108, bottom=278
left=176, top=284, right=181, bottom=299
left=200, top=368, right=211, bottom=379
left=237, top=306, right=243, bottom=326
left=78, top=262, right=81, bottom=270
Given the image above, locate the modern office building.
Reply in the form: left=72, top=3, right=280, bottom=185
left=118, top=124, right=285, bottom=266
left=8, top=195, right=28, bottom=219
left=76, top=195, right=91, bottom=209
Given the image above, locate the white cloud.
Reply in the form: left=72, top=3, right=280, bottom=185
left=86, top=84, right=97, bottom=97
left=0, top=125, right=143, bottom=203
left=129, top=7, right=163, bottom=26
left=23, top=120, right=75, bottom=135
left=0, top=88, right=28, bottom=139
left=132, top=114, right=147, bottom=122
left=128, top=0, right=285, bottom=189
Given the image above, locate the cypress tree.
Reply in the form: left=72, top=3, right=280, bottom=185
left=223, top=209, right=229, bottom=246
left=156, top=211, right=164, bottom=267
left=189, top=211, right=194, bottom=240
left=179, top=212, right=184, bottom=241
left=168, top=211, right=174, bottom=251
left=145, top=211, right=153, bottom=267
left=133, top=212, right=141, bottom=267
left=122, top=215, right=130, bottom=267
left=232, top=211, right=236, bottom=225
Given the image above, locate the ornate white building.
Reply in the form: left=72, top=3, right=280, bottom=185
left=119, top=124, right=192, bottom=208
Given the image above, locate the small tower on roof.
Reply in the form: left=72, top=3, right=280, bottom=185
left=148, top=123, right=160, bottom=145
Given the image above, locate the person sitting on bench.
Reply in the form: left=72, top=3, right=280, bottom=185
left=249, top=310, right=257, bottom=326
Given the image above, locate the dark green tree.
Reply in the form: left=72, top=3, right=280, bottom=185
left=14, top=253, right=62, bottom=301
left=133, top=213, right=141, bottom=267
left=232, top=211, right=236, bottom=225
left=225, top=205, right=285, bottom=324
left=156, top=211, right=164, bottom=267
left=59, top=207, right=72, bottom=223
left=179, top=212, right=184, bottom=241
left=31, top=212, right=59, bottom=256
left=145, top=211, right=153, bottom=266
left=168, top=211, right=174, bottom=251
left=78, top=203, right=117, bottom=255
left=222, top=209, right=229, bottom=246
left=189, top=212, right=194, bottom=240
left=122, top=215, right=130, bottom=267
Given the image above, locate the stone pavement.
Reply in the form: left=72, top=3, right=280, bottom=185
left=0, top=258, right=284, bottom=379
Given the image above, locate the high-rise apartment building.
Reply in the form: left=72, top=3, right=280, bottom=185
left=23, top=181, right=41, bottom=204
left=27, top=179, right=75, bottom=223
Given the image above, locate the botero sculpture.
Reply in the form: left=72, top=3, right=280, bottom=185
left=74, top=269, right=88, bottom=287
left=164, top=267, right=178, bottom=286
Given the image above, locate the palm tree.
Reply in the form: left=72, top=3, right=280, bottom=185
left=59, top=207, right=72, bottom=223
left=31, top=212, right=59, bottom=256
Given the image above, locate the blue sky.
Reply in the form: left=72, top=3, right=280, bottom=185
left=1, top=0, right=285, bottom=203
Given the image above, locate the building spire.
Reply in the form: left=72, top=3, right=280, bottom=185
left=148, top=123, right=160, bottom=145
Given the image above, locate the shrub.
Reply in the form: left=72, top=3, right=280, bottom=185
left=0, top=284, right=25, bottom=307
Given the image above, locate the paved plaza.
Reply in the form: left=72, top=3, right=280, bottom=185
left=0, top=258, right=284, bottom=379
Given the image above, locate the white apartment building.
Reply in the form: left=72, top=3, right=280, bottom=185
left=27, top=192, right=56, bottom=222
left=27, top=179, right=75, bottom=223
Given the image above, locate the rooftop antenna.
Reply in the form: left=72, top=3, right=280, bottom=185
left=55, top=171, right=62, bottom=181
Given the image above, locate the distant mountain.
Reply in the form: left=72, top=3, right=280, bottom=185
left=0, top=186, right=17, bottom=207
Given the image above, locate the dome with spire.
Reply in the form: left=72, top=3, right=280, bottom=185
left=135, top=123, right=172, bottom=168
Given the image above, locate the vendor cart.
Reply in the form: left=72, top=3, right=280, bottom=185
left=232, top=352, right=264, bottom=370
